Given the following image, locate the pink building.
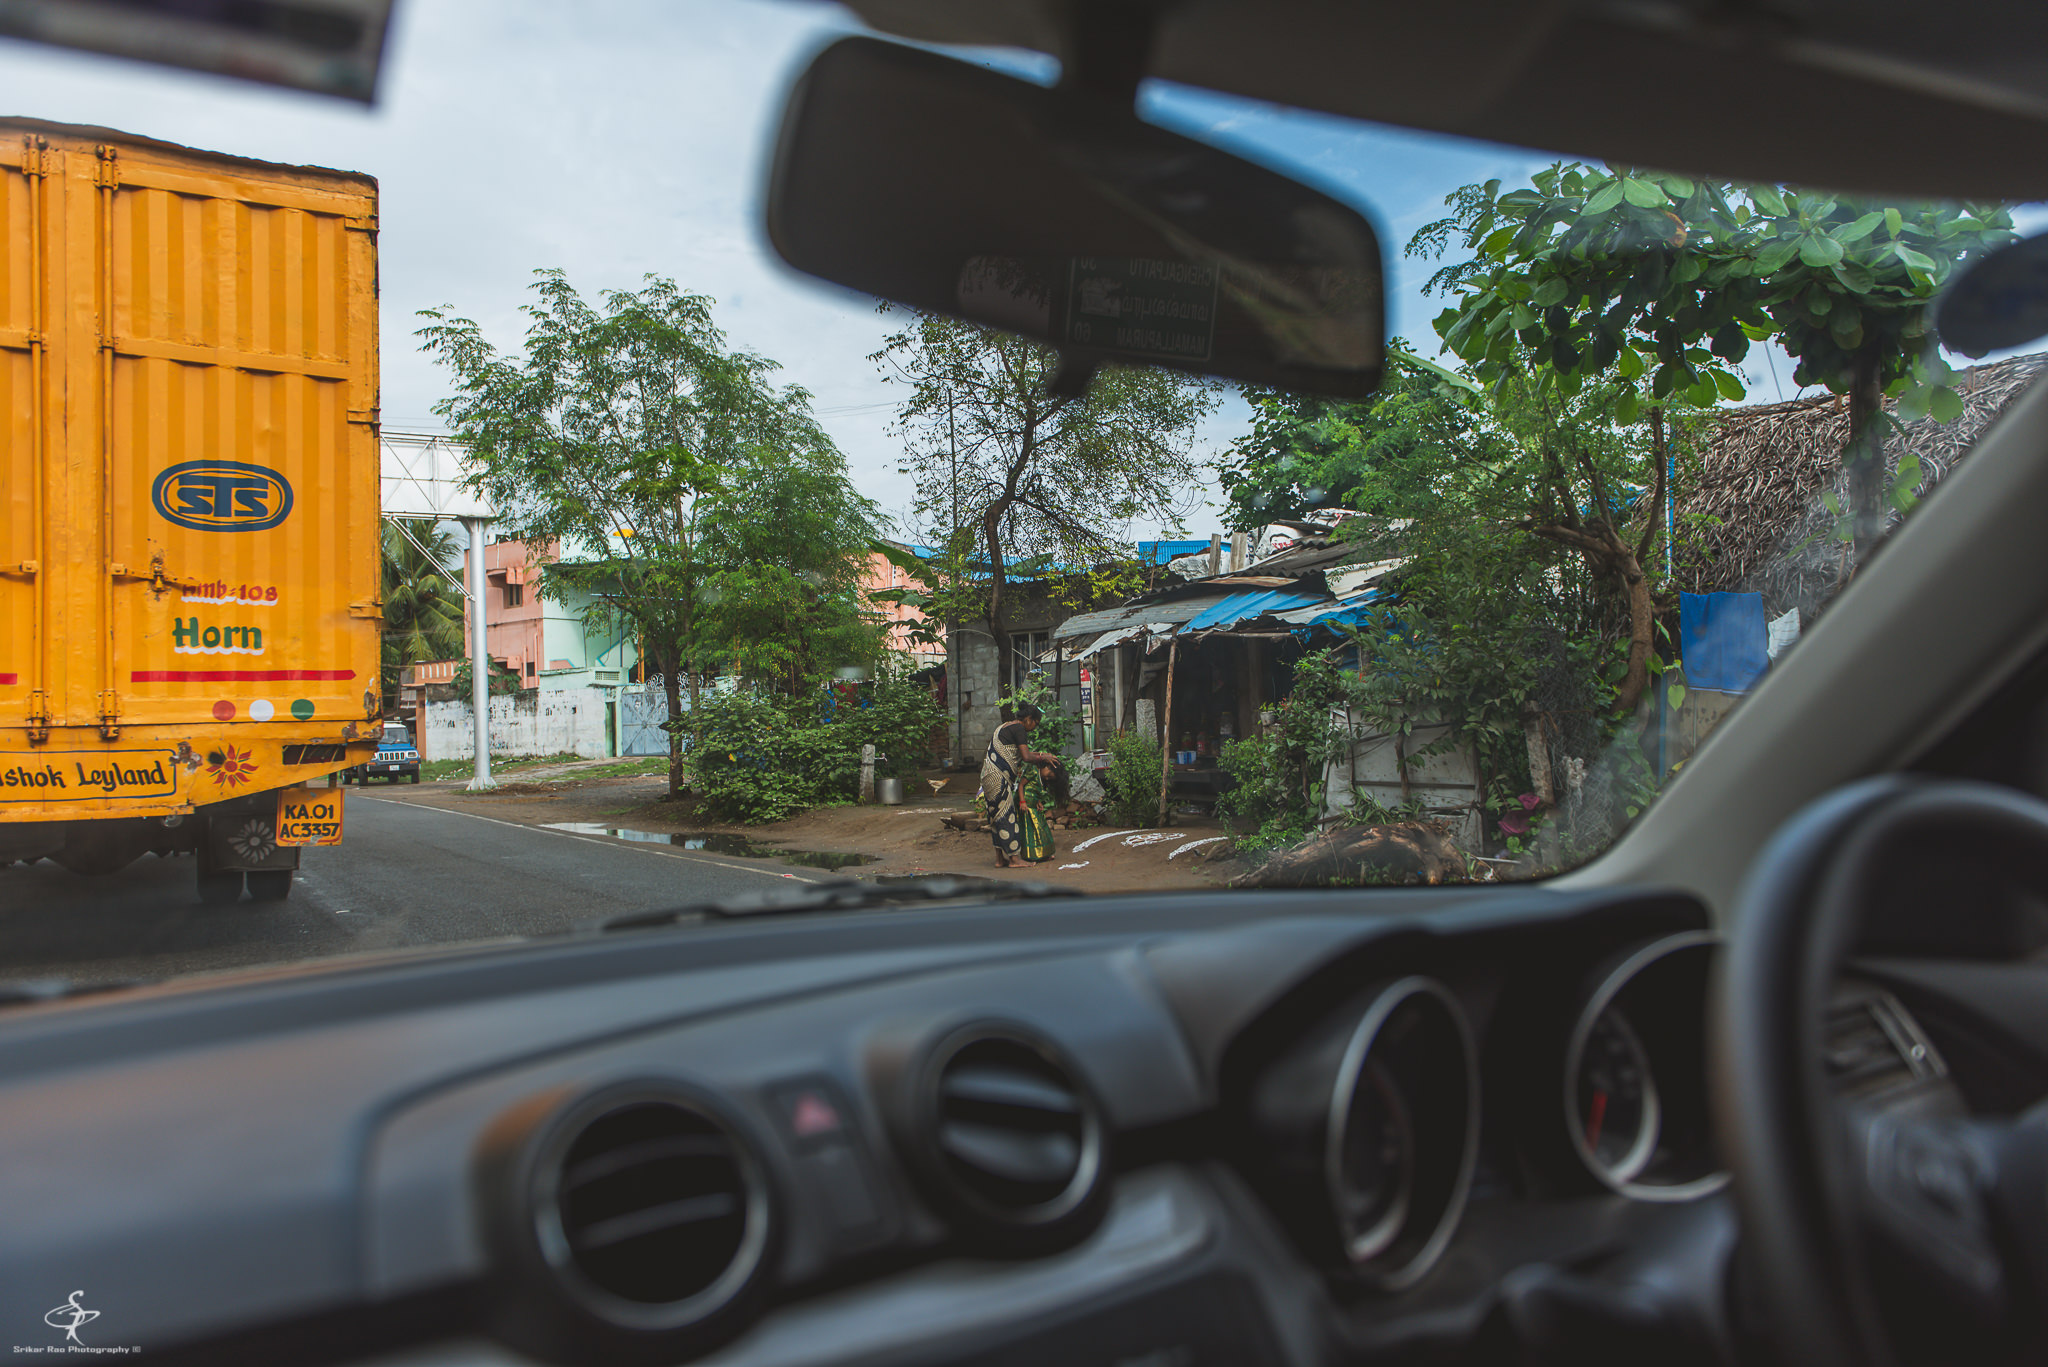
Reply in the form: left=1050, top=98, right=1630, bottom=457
left=859, top=545, right=941, bottom=667
left=459, top=538, right=640, bottom=688
left=464, top=539, right=548, bottom=687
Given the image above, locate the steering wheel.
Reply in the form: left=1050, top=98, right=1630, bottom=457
left=1713, top=776, right=2048, bottom=1367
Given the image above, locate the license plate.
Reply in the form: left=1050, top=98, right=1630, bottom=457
left=276, top=786, right=345, bottom=846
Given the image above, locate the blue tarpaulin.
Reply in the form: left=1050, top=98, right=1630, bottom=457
left=1680, top=591, right=1769, bottom=692
left=1179, top=588, right=1324, bottom=634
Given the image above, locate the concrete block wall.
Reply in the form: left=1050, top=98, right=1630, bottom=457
left=422, top=689, right=611, bottom=761
left=945, top=630, right=1003, bottom=767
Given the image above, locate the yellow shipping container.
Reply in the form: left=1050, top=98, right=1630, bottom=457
left=1, top=119, right=380, bottom=896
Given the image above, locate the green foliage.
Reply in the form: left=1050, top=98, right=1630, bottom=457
left=669, top=671, right=946, bottom=823
left=1414, top=164, right=2014, bottom=409
left=1212, top=734, right=1316, bottom=858
left=419, top=270, right=881, bottom=793
left=690, top=444, right=889, bottom=688
left=833, top=661, right=950, bottom=781
left=1216, top=357, right=1487, bottom=529
left=1001, top=673, right=1079, bottom=759
left=379, top=518, right=465, bottom=706
left=1411, top=165, right=2018, bottom=547
left=668, top=690, right=819, bottom=824
left=451, top=656, right=522, bottom=698
left=876, top=307, right=1218, bottom=685
left=1101, top=730, right=1165, bottom=829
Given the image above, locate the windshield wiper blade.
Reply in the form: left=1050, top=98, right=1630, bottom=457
left=0, top=977, right=142, bottom=1009
left=595, top=875, right=1083, bottom=932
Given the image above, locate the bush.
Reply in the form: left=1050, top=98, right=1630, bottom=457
left=835, top=667, right=948, bottom=779
left=668, top=670, right=947, bottom=823
left=1101, top=730, right=1164, bottom=828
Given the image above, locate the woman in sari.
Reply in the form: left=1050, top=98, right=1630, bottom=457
left=981, top=703, right=1062, bottom=867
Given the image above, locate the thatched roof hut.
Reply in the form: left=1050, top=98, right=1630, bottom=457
left=1674, top=351, right=2048, bottom=617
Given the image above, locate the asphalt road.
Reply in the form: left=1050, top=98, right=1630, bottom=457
left=0, top=793, right=830, bottom=987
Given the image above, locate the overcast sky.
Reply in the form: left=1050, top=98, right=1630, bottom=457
left=3, top=0, right=2013, bottom=540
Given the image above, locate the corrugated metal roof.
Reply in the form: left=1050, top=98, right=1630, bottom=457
left=1180, top=588, right=1325, bottom=634
left=1277, top=591, right=1383, bottom=629
left=1138, top=538, right=1211, bottom=565
left=1051, top=595, right=1214, bottom=641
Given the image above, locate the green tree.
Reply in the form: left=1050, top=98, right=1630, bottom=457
left=690, top=446, right=889, bottom=690
left=1412, top=164, right=2017, bottom=556
left=1216, top=358, right=1486, bottom=528
left=379, top=518, right=465, bottom=709
left=874, top=308, right=1218, bottom=689
left=418, top=270, right=853, bottom=796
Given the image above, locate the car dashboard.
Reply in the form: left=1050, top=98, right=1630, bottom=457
left=0, top=883, right=1996, bottom=1367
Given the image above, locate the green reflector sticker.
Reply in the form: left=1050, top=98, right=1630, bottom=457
left=290, top=699, right=315, bottom=720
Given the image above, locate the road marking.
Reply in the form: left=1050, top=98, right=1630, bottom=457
left=352, top=795, right=824, bottom=883
left=1072, top=829, right=1140, bottom=852
left=1122, top=832, right=1183, bottom=847
left=1168, top=836, right=1227, bottom=859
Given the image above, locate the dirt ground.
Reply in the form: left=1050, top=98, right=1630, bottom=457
left=362, top=760, right=1243, bottom=895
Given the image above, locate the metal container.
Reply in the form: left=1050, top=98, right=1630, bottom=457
left=877, top=776, right=905, bottom=805
left=2, top=118, right=381, bottom=825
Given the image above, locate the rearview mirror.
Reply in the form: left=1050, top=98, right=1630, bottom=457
left=766, top=37, right=1385, bottom=398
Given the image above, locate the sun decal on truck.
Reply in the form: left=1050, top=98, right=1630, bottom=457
left=206, top=744, right=257, bottom=789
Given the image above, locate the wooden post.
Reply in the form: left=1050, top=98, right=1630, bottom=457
left=1207, top=534, right=1223, bottom=577
left=1156, top=637, right=1179, bottom=826
left=1114, top=645, right=1126, bottom=736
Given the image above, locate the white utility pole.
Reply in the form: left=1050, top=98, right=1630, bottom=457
left=461, top=515, right=495, bottom=791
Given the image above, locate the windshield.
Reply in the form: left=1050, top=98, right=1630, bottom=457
left=2, top=2, right=2039, bottom=986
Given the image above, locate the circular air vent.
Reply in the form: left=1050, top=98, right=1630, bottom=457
left=477, top=1082, right=774, bottom=1365
left=550, top=1100, right=752, bottom=1305
left=904, top=1024, right=1108, bottom=1249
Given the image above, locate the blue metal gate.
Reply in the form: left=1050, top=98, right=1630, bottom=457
left=619, top=683, right=670, bottom=757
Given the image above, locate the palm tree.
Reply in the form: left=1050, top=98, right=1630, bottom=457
left=381, top=518, right=466, bottom=707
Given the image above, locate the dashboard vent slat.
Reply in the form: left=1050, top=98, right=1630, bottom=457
left=551, top=1099, right=756, bottom=1307
left=1825, top=992, right=1942, bottom=1100
left=571, top=1191, right=743, bottom=1254
left=907, top=1026, right=1108, bottom=1247
left=562, top=1133, right=733, bottom=1192
left=938, top=1118, right=1081, bottom=1186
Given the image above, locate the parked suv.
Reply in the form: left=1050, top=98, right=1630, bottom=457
left=344, top=722, right=420, bottom=785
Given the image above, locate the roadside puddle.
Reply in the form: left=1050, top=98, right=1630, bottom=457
left=542, top=823, right=878, bottom=868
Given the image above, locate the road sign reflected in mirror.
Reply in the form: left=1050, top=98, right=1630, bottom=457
left=1067, top=258, right=1219, bottom=362
left=768, top=38, right=1385, bottom=398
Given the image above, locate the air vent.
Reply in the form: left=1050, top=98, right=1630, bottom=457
left=1825, top=990, right=1943, bottom=1100
left=907, top=1025, right=1108, bottom=1247
left=554, top=1100, right=749, bottom=1304
left=479, top=1082, right=774, bottom=1364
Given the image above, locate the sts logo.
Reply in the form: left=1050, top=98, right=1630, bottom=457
left=151, top=461, right=294, bottom=532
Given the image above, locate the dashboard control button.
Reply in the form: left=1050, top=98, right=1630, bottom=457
left=769, top=1076, right=854, bottom=1150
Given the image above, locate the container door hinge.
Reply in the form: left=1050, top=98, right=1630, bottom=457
left=25, top=692, right=51, bottom=744
left=111, top=553, right=200, bottom=597
left=19, top=136, right=48, bottom=178
left=93, top=145, right=119, bottom=188
left=97, top=691, right=121, bottom=740
left=346, top=407, right=380, bottom=427
left=344, top=212, right=378, bottom=233
left=348, top=599, right=384, bottom=619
